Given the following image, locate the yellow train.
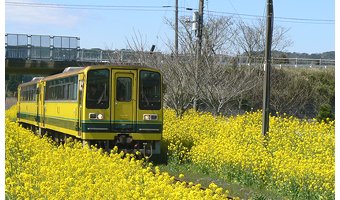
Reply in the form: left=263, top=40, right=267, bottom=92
left=17, top=64, right=165, bottom=161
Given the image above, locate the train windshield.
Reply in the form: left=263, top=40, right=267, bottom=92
left=139, top=70, right=161, bottom=110
left=86, top=69, right=109, bottom=109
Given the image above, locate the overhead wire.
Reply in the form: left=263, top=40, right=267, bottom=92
left=5, top=1, right=173, bottom=12
left=205, top=10, right=334, bottom=24
left=5, top=1, right=334, bottom=24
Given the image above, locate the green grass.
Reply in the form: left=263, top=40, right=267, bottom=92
left=158, top=161, right=288, bottom=200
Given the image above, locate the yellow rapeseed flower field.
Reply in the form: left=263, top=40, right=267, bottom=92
left=163, top=109, right=334, bottom=199
left=5, top=106, right=231, bottom=199
left=6, top=105, right=334, bottom=199
left=5, top=103, right=17, bottom=121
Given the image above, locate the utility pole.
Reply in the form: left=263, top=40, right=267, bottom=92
left=193, top=0, right=204, bottom=111
left=175, top=0, right=178, bottom=56
left=262, top=0, right=274, bottom=137
left=197, top=0, right=203, bottom=54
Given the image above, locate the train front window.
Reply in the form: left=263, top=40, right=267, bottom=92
left=116, top=77, right=132, bottom=102
left=139, top=70, right=161, bottom=110
left=86, top=69, right=109, bottom=109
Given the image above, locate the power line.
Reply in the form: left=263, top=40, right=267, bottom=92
left=206, top=10, right=334, bottom=24
left=5, top=1, right=172, bottom=12
left=6, top=1, right=334, bottom=24
left=6, top=2, right=163, bottom=9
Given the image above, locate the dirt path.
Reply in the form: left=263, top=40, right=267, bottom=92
left=5, top=97, right=17, bottom=110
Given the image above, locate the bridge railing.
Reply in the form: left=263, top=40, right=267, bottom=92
left=5, top=33, right=80, bottom=61
left=5, top=34, right=29, bottom=59
left=5, top=33, right=335, bottom=68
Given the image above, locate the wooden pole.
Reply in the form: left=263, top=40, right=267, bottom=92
left=262, top=0, right=274, bottom=137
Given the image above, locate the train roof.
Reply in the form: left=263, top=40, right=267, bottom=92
left=85, top=63, right=159, bottom=72
left=18, top=63, right=160, bottom=87
left=18, top=77, right=45, bottom=87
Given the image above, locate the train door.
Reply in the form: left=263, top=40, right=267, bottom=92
left=78, top=76, right=84, bottom=137
left=17, top=87, right=21, bottom=121
left=39, top=82, right=46, bottom=136
left=111, top=70, right=137, bottom=132
left=41, top=82, right=46, bottom=127
left=36, top=84, right=40, bottom=126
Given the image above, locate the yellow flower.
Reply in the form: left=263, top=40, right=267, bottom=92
left=179, top=174, right=184, bottom=179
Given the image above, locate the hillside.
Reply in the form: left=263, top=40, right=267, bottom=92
left=273, top=51, right=335, bottom=59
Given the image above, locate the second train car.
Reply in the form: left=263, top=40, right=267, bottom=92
left=17, top=64, right=165, bottom=161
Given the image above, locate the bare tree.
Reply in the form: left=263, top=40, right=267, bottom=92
left=160, top=56, right=194, bottom=117
left=256, top=18, right=293, bottom=53
left=233, top=20, right=260, bottom=64
left=270, top=68, right=317, bottom=116
left=162, top=15, right=265, bottom=115
left=202, top=16, right=235, bottom=56
left=197, top=16, right=262, bottom=114
left=161, top=17, right=199, bottom=115
left=125, top=30, right=158, bottom=65
left=199, top=65, right=261, bottom=114
left=233, top=18, right=292, bottom=65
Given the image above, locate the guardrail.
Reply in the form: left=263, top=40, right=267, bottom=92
left=214, top=55, right=335, bottom=68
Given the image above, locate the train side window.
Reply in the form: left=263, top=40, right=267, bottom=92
left=20, top=85, right=36, bottom=101
left=45, top=75, right=78, bottom=101
left=116, top=77, right=132, bottom=102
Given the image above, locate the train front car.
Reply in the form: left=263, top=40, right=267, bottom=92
left=81, top=65, right=164, bottom=161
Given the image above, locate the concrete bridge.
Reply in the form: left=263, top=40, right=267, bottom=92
left=6, top=33, right=335, bottom=76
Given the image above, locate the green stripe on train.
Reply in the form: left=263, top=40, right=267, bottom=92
left=18, top=112, right=162, bottom=133
left=44, top=116, right=78, bottom=131
left=81, top=123, right=162, bottom=133
left=17, top=112, right=39, bottom=122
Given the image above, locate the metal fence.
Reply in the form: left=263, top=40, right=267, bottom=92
left=5, top=33, right=80, bottom=60
left=213, top=55, right=335, bottom=68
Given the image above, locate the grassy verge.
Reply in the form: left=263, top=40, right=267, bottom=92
left=158, top=161, right=288, bottom=200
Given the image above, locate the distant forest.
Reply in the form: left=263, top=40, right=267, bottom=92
left=272, top=51, right=335, bottom=60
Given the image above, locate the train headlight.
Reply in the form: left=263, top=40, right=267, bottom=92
left=144, top=115, right=150, bottom=120
left=97, top=114, right=104, bottom=120
left=89, top=113, right=104, bottom=120
left=143, top=114, right=158, bottom=121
